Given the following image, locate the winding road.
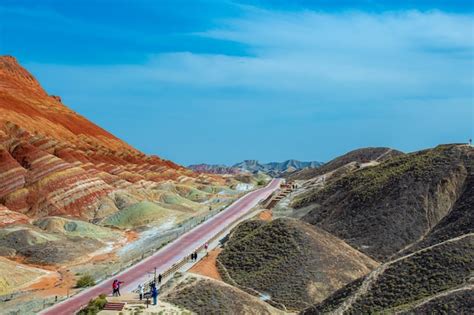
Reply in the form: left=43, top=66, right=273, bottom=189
left=40, top=179, right=282, bottom=315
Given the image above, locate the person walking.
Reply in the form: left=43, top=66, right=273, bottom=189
left=116, top=280, right=124, bottom=296
left=149, top=281, right=155, bottom=294
left=204, top=243, right=209, bottom=251
left=158, top=274, right=162, bottom=284
left=138, top=283, right=144, bottom=301
left=151, top=283, right=159, bottom=305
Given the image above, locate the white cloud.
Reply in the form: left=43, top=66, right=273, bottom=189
left=23, top=7, right=473, bottom=163
left=29, top=9, right=473, bottom=111
left=52, top=10, right=470, bottom=97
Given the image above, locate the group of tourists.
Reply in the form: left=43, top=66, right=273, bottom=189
left=109, top=241, right=213, bottom=306
left=137, top=281, right=160, bottom=305
left=190, top=243, right=210, bottom=261
left=112, top=279, right=124, bottom=296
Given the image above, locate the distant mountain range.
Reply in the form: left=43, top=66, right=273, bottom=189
left=186, top=164, right=241, bottom=174
left=189, top=159, right=324, bottom=177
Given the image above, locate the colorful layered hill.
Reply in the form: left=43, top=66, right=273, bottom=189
left=0, top=56, right=248, bottom=310
left=0, top=55, right=227, bottom=221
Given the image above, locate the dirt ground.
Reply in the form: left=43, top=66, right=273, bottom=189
left=258, top=209, right=273, bottom=221
left=188, top=248, right=223, bottom=281
left=28, top=267, right=77, bottom=297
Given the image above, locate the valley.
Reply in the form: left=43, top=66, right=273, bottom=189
left=0, top=56, right=270, bottom=314
left=0, top=56, right=471, bottom=315
left=160, top=144, right=473, bottom=314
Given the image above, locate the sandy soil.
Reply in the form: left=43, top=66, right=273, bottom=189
left=188, top=248, right=223, bottom=281
left=258, top=209, right=273, bottom=221
left=28, top=268, right=77, bottom=297
left=125, top=230, right=139, bottom=242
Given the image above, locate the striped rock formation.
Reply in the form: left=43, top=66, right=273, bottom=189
left=0, top=55, right=224, bottom=223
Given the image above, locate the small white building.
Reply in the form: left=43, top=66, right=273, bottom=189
left=235, top=183, right=254, bottom=192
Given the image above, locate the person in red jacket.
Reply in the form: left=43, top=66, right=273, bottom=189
left=112, top=280, right=118, bottom=296
left=116, top=279, right=124, bottom=296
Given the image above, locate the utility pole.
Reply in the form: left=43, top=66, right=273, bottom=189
left=154, top=267, right=157, bottom=284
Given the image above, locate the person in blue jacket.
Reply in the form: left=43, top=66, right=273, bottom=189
left=151, top=283, right=159, bottom=305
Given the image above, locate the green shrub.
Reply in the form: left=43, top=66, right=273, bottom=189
left=76, top=274, right=95, bottom=288
left=77, top=294, right=107, bottom=315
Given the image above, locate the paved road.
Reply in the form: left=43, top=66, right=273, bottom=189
left=40, top=179, right=282, bottom=315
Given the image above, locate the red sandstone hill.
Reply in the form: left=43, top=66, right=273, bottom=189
left=0, top=56, right=218, bottom=220
left=0, top=55, right=135, bottom=152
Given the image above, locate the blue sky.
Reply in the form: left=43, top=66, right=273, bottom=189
left=1, top=0, right=473, bottom=165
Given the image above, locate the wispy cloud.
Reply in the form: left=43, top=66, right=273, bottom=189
left=20, top=5, right=474, bottom=163
left=34, top=9, right=473, bottom=100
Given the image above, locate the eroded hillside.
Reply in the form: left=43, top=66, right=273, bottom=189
left=287, top=147, right=402, bottom=181
left=162, top=273, right=285, bottom=315
left=289, top=144, right=474, bottom=314
left=303, top=234, right=473, bottom=314
left=0, top=56, right=251, bottom=312
left=297, top=144, right=472, bottom=260
left=208, top=144, right=472, bottom=315
left=217, top=218, right=378, bottom=311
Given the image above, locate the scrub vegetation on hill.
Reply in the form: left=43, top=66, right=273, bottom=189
left=400, top=163, right=474, bottom=256
left=217, top=218, right=377, bottom=311
left=162, top=273, right=284, bottom=315
left=304, top=235, right=473, bottom=314
left=297, top=145, right=472, bottom=260
left=287, top=147, right=402, bottom=181
left=399, top=288, right=474, bottom=315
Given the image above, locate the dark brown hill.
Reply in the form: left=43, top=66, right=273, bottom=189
left=287, top=147, right=403, bottom=181
left=162, top=273, right=284, bottom=315
left=302, top=234, right=473, bottom=314
left=298, top=144, right=472, bottom=260
left=399, top=157, right=473, bottom=256
left=217, top=218, right=378, bottom=311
